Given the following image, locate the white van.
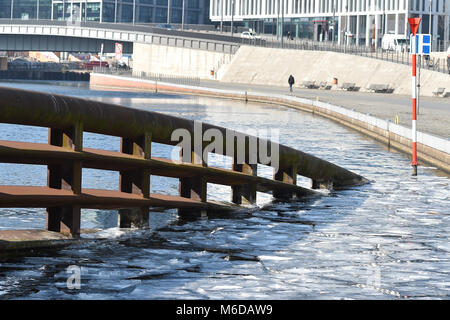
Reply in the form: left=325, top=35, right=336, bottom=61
left=382, top=34, right=409, bottom=52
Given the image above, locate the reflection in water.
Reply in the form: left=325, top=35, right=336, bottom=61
left=0, top=82, right=449, bottom=299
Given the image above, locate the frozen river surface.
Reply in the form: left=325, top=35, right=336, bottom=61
left=0, top=82, right=448, bottom=299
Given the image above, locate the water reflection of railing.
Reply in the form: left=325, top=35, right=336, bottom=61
left=0, top=86, right=367, bottom=238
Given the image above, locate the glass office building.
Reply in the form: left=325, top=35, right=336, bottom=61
left=0, top=0, right=210, bottom=24
left=210, top=0, right=450, bottom=49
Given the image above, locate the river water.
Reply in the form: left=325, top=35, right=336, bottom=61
left=0, top=81, right=449, bottom=299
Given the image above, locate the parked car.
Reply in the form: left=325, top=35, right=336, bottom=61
left=241, top=31, right=261, bottom=40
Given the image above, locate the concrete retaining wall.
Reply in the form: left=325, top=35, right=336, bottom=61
left=90, top=73, right=450, bottom=174
left=219, top=46, right=450, bottom=97
left=133, top=42, right=234, bottom=79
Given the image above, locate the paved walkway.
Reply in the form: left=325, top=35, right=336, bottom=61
left=200, top=80, right=450, bottom=139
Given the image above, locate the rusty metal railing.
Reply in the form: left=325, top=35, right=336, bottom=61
left=0, top=86, right=367, bottom=237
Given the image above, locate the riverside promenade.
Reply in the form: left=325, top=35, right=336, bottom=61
left=200, top=80, right=450, bottom=139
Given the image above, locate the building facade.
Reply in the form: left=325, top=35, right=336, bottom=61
left=210, top=0, right=450, bottom=49
left=0, top=0, right=210, bottom=25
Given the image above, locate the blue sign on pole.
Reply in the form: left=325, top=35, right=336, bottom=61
left=410, top=34, right=431, bottom=55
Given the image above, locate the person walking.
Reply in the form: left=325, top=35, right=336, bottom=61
left=288, top=75, right=295, bottom=92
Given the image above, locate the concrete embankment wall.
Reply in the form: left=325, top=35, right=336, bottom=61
left=219, top=46, right=450, bottom=97
left=91, top=73, right=450, bottom=174
left=133, top=42, right=234, bottom=79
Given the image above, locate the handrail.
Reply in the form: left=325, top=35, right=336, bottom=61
left=0, top=86, right=367, bottom=237
left=0, top=86, right=366, bottom=185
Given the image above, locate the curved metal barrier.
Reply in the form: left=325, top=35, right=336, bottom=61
left=0, top=86, right=367, bottom=237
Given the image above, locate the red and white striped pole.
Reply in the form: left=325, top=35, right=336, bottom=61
left=411, top=45, right=418, bottom=175
left=408, top=18, right=421, bottom=176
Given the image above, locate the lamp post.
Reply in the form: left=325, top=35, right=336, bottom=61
left=277, top=0, right=279, bottom=40
left=231, top=0, right=235, bottom=37
left=220, top=0, right=223, bottom=32
left=429, top=0, right=432, bottom=49
left=281, top=0, right=284, bottom=47
left=114, top=0, right=117, bottom=23
left=133, top=0, right=136, bottom=24
left=167, top=0, right=171, bottom=24
left=332, top=1, right=336, bottom=43
left=181, top=0, right=185, bottom=30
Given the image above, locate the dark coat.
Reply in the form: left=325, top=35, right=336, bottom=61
left=288, top=75, right=295, bottom=85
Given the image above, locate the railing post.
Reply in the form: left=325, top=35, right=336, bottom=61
left=46, top=122, right=83, bottom=237
left=178, top=141, right=208, bottom=218
left=118, top=132, right=152, bottom=228
left=231, top=161, right=257, bottom=205
left=273, top=163, right=297, bottom=199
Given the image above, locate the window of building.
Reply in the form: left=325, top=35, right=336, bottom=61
left=86, top=3, right=101, bottom=21
left=120, top=4, right=133, bottom=22
left=13, top=0, right=37, bottom=19
left=138, top=5, right=152, bottom=22
left=155, top=7, right=167, bottom=22
left=53, top=3, right=63, bottom=20
left=39, top=0, right=52, bottom=19
left=170, top=8, right=182, bottom=22
left=0, top=0, right=11, bottom=18
left=102, top=2, right=116, bottom=22
left=172, top=0, right=183, bottom=7
left=188, top=0, right=200, bottom=9
left=186, top=10, right=199, bottom=24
